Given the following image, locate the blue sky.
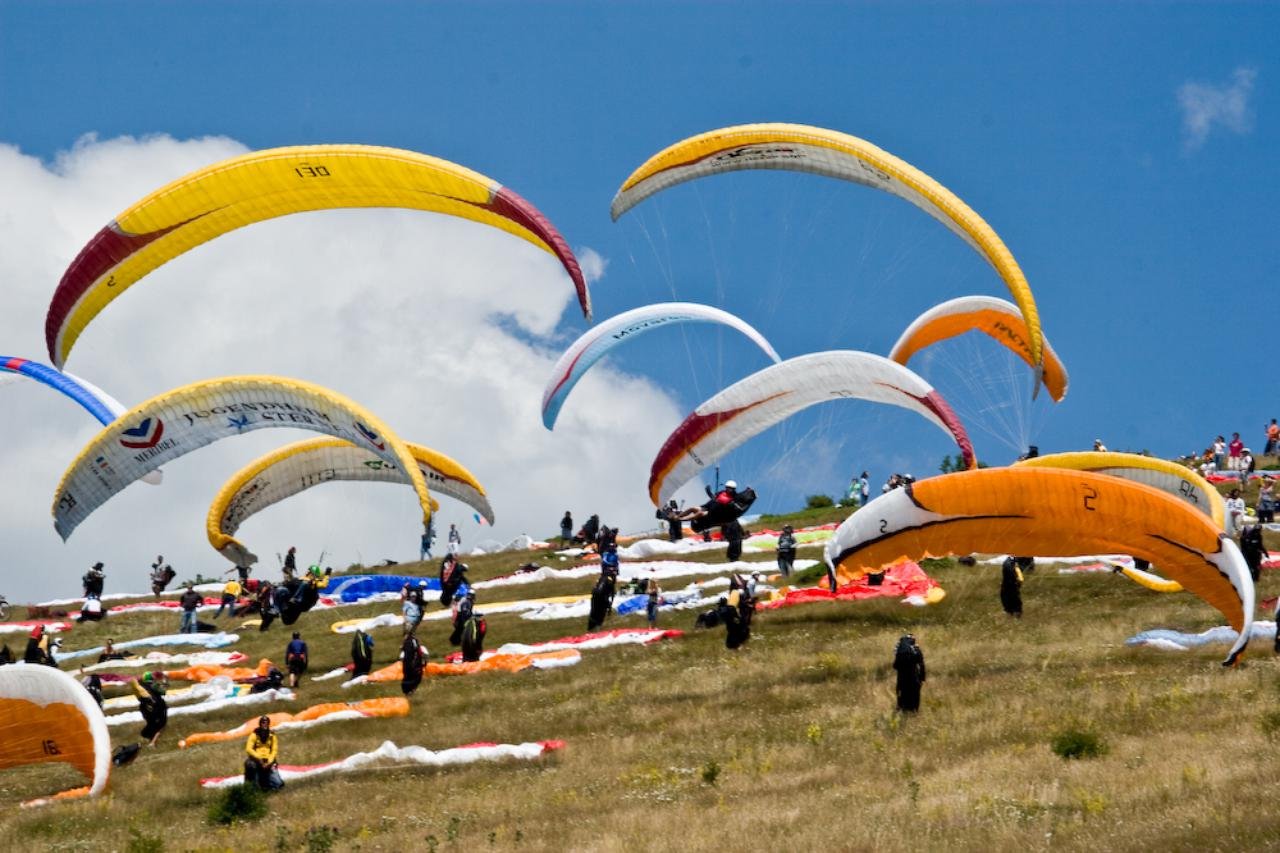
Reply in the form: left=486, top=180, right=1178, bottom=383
left=0, top=2, right=1276, bottom=598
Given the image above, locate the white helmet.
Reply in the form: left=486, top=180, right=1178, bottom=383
left=724, top=480, right=738, bottom=490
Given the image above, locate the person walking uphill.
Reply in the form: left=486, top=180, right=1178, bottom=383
left=214, top=578, right=241, bottom=619
left=244, top=716, right=284, bottom=791
left=892, top=635, right=926, bottom=713
left=133, top=671, right=169, bottom=746
left=284, top=632, right=308, bottom=688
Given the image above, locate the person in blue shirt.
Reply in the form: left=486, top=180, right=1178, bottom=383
left=284, top=631, right=308, bottom=688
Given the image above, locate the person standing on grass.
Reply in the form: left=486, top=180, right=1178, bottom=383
left=402, top=580, right=426, bottom=637
left=179, top=583, right=202, bottom=633
left=351, top=628, right=375, bottom=678
left=401, top=634, right=427, bottom=695
left=1213, top=436, right=1226, bottom=471
left=1225, top=488, right=1246, bottom=536
left=560, top=511, right=574, bottom=544
left=1228, top=432, right=1245, bottom=472
left=1265, top=419, right=1279, bottom=458
left=776, top=525, right=797, bottom=578
left=1000, top=556, right=1024, bottom=617
left=447, top=523, right=462, bottom=556
left=892, top=635, right=926, bottom=713
left=1257, top=477, right=1276, bottom=524
left=645, top=572, right=661, bottom=628
left=420, top=517, right=435, bottom=561
left=1240, top=522, right=1265, bottom=583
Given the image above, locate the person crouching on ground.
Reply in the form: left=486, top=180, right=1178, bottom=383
left=244, top=716, right=284, bottom=791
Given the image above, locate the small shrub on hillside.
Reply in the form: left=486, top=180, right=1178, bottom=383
left=701, top=759, right=721, bottom=786
left=806, top=494, right=835, bottom=509
left=1051, top=728, right=1108, bottom=760
left=838, top=497, right=859, bottom=508
left=305, top=826, right=340, bottom=853
left=207, top=784, right=267, bottom=825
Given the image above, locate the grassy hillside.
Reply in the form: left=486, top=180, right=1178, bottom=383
left=3, top=502, right=1280, bottom=852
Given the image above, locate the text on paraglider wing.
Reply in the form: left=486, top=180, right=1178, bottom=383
left=293, top=163, right=331, bottom=178
left=180, top=402, right=334, bottom=428
left=41, top=739, right=61, bottom=756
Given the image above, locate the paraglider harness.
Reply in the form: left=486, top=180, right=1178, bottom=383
left=150, top=563, right=176, bottom=596
left=82, top=568, right=105, bottom=599
left=689, top=487, right=757, bottom=534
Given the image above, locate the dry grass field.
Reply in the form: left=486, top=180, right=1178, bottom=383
left=3, top=500, right=1280, bottom=852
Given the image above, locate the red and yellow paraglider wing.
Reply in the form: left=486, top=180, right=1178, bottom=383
left=48, top=145, right=588, bottom=366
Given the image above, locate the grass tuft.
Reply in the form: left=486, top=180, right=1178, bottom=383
left=1051, top=728, right=1109, bottom=760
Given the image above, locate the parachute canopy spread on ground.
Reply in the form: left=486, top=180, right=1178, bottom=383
left=888, top=296, right=1068, bottom=402
left=51, top=375, right=432, bottom=540
left=46, top=144, right=591, bottom=367
left=1014, top=451, right=1224, bottom=529
left=0, top=665, right=111, bottom=806
left=611, top=122, right=1043, bottom=375
left=2, top=356, right=164, bottom=485
left=207, top=437, right=492, bottom=565
left=648, top=350, right=975, bottom=506
left=541, top=302, right=782, bottom=429
left=823, top=467, right=1255, bottom=665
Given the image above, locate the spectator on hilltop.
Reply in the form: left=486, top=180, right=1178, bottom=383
left=1228, top=433, right=1245, bottom=472
left=1266, top=419, right=1279, bottom=457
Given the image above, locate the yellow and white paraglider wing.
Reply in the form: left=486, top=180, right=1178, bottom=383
left=207, top=437, right=487, bottom=564
left=648, top=350, right=975, bottom=506
left=0, top=665, right=110, bottom=805
left=888, top=295, right=1068, bottom=402
left=47, top=144, right=589, bottom=367
left=1014, top=451, right=1225, bottom=529
left=52, top=375, right=432, bottom=542
left=611, top=123, right=1041, bottom=369
left=823, top=467, right=1254, bottom=665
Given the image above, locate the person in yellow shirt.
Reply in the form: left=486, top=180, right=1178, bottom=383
left=214, top=579, right=242, bottom=619
left=244, top=716, right=283, bottom=790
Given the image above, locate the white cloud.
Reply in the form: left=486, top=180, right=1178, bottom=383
left=1178, top=67, right=1258, bottom=152
left=577, top=246, right=608, bottom=284
left=0, top=135, right=691, bottom=602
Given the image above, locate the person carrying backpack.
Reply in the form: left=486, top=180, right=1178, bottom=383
left=351, top=628, right=375, bottom=678
left=401, top=634, right=427, bottom=695
left=460, top=612, right=487, bottom=663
